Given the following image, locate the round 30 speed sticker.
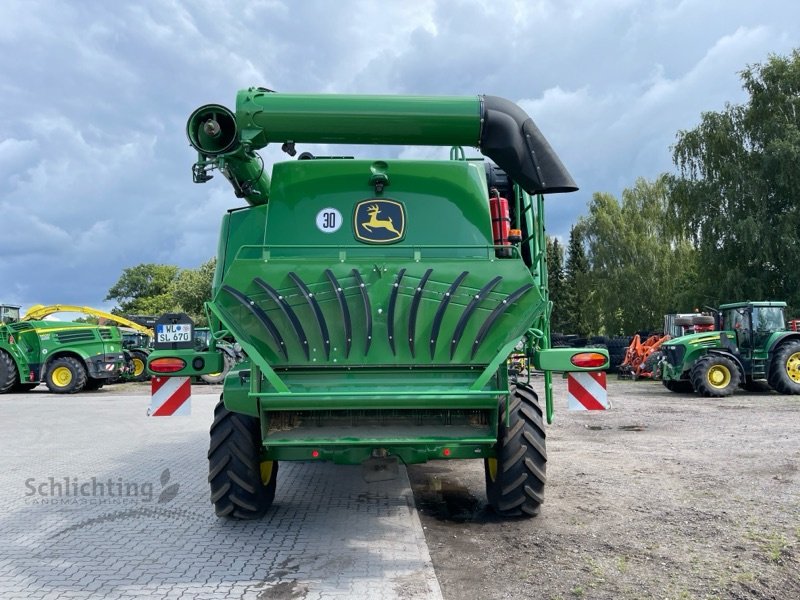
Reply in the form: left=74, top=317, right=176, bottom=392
left=315, top=207, right=343, bottom=233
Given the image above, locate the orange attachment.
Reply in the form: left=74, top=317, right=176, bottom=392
left=618, top=334, right=670, bottom=380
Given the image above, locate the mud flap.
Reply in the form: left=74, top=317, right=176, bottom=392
left=361, top=456, right=400, bottom=483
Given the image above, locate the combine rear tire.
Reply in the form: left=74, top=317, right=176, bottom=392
left=484, top=382, right=546, bottom=518
left=208, top=398, right=278, bottom=519
left=0, top=351, right=18, bottom=394
left=663, top=379, right=694, bottom=393
left=768, top=340, right=800, bottom=395
left=45, top=357, right=87, bottom=394
left=690, top=355, right=740, bottom=397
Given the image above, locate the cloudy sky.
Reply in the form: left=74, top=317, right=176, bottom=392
left=2, top=0, right=798, bottom=313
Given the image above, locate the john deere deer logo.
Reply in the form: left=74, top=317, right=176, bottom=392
left=354, top=199, right=405, bottom=244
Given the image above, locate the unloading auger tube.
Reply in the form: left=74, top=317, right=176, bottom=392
left=187, top=90, right=578, bottom=205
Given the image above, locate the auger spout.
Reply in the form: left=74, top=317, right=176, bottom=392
left=186, top=90, right=577, bottom=205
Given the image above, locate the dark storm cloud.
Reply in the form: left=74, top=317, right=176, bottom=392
left=0, top=0, right=797, bottom=309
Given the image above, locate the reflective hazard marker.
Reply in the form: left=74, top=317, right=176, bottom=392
left=149, top=376, right=192, bottom=417
left=567, top=371, right=609, bottom=411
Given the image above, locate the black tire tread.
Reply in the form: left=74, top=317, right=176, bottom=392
left=690, top=354, right=740, bottom=397
left=485, top=382, right=547, bottom=518
left=768, top=340, right=800, bottom=395
left=207, top=399, right=277, bottom=519
left=0, top=350, right=18, bottom=394
left=130, top=350, right=150, bottom=382
left=45, top=356, right=87, bottom=394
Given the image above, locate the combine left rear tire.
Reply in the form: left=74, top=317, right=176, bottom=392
left=768, top=340, right=800, bottom=394
left=208, top=398, right=278, bottom=519
left=484, top=382, right=546, bottom=518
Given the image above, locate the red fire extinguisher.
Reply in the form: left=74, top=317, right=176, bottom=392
left=489, top=188, right=511, bottom=257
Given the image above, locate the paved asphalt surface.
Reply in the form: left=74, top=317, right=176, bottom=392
left=0, top=387, right=442, bottom=599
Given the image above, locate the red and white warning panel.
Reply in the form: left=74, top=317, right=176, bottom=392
left=148, top=376, right=192, bottom=417
left=567, top=371, right=609, bottom=411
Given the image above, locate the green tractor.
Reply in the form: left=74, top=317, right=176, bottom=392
left=661, top=301, right=800, bottom=397
left=0, top=303, right=126, bottom=393
left=147, top=91, right=608, bottom=519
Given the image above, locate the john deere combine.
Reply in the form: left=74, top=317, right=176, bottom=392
left=147, top=91, right=608, bottom=519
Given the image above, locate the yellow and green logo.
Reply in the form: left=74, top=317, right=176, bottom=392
left=353, top=199, right=406, bottom=244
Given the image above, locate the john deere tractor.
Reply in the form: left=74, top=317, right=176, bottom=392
left=147, top=91, right=608, bottom=519
left=661, top=301, right=800, bottom=397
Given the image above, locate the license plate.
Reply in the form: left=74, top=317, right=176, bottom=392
left=156, top=323, right=192, bottom=343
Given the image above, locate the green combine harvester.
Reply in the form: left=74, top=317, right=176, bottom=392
left=147, top=91, right=608, bottom=519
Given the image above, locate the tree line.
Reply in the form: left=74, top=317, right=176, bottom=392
left=549, top=50, right=800, bottom=336
left=105, top=258, right=216, bottom=325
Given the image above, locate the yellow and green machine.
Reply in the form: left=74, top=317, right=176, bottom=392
left=661, top=301, right=800, bottom=396
left=0, top=304, right=125, bottom=393
left=147, top=91, right=608, bottom=519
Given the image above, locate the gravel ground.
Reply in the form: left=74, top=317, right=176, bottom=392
left=409, top=376, right=800, bottom=600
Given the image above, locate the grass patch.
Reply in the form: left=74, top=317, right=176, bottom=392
left=745, top=530, right=792, bottom=563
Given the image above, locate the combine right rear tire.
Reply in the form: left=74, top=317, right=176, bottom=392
left=690, top=355, right=740, bottom=397
left=0, top=351, right=18, bottom=394
left=484, top=382, right=546, bottom=518
left=208, top=398, right=278, bottom=519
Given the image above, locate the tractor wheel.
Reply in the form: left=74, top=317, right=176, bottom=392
left=690, top=355, right=740, bottom=397
left=45, top=357, right=87, bottom=394
left=208, top=398, right=278, bottom=519
left=129, top=350, right=150, bottom=382
left=767, top=340, right=800, bottom=395
left=663, top=379, right=694, bottom=393
left=0, top=351, right=18, bottom=394
left=201, top=351, right=234, bottom=384
left=484, top=381, right=546, bottom=518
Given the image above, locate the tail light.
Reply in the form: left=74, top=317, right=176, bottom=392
left=149, top=357, right=186, bottom=373
left=570, top=352, right=607, bottom=368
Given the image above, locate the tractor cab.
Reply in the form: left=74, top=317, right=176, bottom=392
left=720, top=301, right=787, bottom=356
left=0, top=304, right=21, bottom=324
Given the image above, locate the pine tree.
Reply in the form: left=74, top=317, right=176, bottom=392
left=546, top=237, right=565, bottom=332
left=561, top=225, right=591, bottom=336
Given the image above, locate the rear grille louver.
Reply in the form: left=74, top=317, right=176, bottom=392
left=221, top=268, right=532, bottom=365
